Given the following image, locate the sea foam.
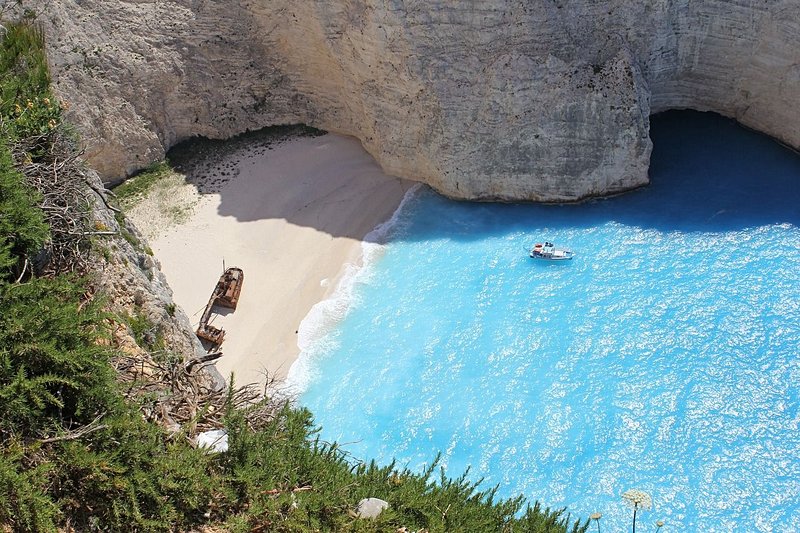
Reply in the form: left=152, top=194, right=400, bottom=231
left=286, top=184, right=423, bottom=395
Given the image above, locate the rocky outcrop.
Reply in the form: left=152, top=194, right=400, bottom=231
left=29, top=0, right=800, bottom=201
left=87, top=170, right=222, bottom=388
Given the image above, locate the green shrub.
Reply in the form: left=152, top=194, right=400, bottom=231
left=113, top=161, right=172, bottom=208
left=0, top=21, right=61, bottom=142
left=218, top=403, right=587, bottom=532
left=0, top=277, right=117, bottom=439
left=0, top=446, right=57, bottom=531
left=0, top=146, right=48, bottom=281
left=49, top=411, right=219, bottom=531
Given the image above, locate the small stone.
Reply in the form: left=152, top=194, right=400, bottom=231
left=133, top=289, right=145, bottom=307
left=356, top=497, right=389, bottom=519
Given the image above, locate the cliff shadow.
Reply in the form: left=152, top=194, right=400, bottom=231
left=165, top=112, right=800, bottom=246
left=166, top=125, right=409, bottom=244
left=625, top=110, right=800, bottom=232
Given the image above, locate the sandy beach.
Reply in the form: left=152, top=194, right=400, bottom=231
left=127, top=131, right=412, bottom=387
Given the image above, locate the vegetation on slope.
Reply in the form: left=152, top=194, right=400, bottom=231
left=114, top=161, right=173, bottom=209
left=0, top=19, right=587, bottom=532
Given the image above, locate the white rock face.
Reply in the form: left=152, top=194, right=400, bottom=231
left=29, top=0, right=800, bottom=200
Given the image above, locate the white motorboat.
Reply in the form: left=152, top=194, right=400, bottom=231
left=530, top=242, right=574, bottom=260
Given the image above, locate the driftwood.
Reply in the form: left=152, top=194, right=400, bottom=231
left=184, top=351, right=223, bottom=372
left=84, top=178, right=122, bottom=214
left=262, top=486, right=313, bottom=496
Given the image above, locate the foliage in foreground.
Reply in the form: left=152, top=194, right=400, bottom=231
left=0, top=273, right=586, bottom=532
left=218, top=404, right=586, bottom=532
left=0, top=142, right=47, bottom=280
left=0, top=18, right=587, bottom=532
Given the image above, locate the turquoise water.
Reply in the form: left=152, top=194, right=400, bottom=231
left=290, top=112, right=800, bottom=532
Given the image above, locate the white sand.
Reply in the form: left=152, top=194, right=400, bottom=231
left=128, top=133, right=412, bottom=387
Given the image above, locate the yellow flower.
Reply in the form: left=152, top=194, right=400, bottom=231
left=43, top=97, right=50, bottom=105
left=26, top=100, right=34, bottom=109
left=48, top=119, right=57, bottom=129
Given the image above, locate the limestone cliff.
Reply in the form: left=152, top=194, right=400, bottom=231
left=29, top=0, right=800, bottom=201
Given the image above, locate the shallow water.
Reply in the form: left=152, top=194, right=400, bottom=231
left=289, top=111, right=800, bottom=532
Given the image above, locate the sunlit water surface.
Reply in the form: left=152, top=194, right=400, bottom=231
left=288, top=112, right=800, bottom=532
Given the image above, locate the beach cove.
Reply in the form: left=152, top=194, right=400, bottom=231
left=127, top=130, right=412, bottom=386
left=128, top=111, right=800, bottom=531
left=11, top=0, right=800, bottom=528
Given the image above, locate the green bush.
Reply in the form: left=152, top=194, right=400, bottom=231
left=0, top=17, right=55, bottom=283
left=0, top=277, right=117, bottom=438
left=0, top=146, right=48, bottom=281
left=0, top=21, right=61, bottom=142
left=0, top=446, right=57, bottom=531
left=217, top=403, right=587, bottom=532
left=113, top=161, right=173, bottom=209
left=49, top=412, right=218, bottom=531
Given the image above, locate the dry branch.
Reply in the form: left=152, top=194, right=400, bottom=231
left=113, top=345, right=285, bottom=435
left=10, top=127, right=94, bottom=275
left=184, top=351, right=223, bottom=372
left=40, top=413, right=108, bottom=444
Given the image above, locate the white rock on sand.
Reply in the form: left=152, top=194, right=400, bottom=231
left=127, top=133, right=413, bottom=387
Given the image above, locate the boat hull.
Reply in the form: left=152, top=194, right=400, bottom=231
left=530, top=253, right=573, bottom=260
left=529, top=242, right=574, bottom=260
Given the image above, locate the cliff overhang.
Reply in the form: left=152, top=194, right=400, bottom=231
left=29, top=0, right=800, bottom=201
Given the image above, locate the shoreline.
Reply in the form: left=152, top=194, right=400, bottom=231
left=126, top=131, right=414, bottom=387
left=287, top=183, right=422, bottom=394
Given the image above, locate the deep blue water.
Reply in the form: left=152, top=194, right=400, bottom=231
left=289, top=112, right=800, bottom=532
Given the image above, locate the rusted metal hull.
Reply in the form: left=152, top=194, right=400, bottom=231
left=196, top=267, right=244, bottom=348
left=216, top=267, right=243, bottom=310
left=196, top=324, right=225, bottom=345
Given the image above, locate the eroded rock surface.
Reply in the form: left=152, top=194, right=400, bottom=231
left=88, top=169, right=212, bottom=372
left=30, top=0, right=800, bottom=201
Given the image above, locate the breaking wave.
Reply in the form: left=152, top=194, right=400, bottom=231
left=286, top=184, right=422, bottom=395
